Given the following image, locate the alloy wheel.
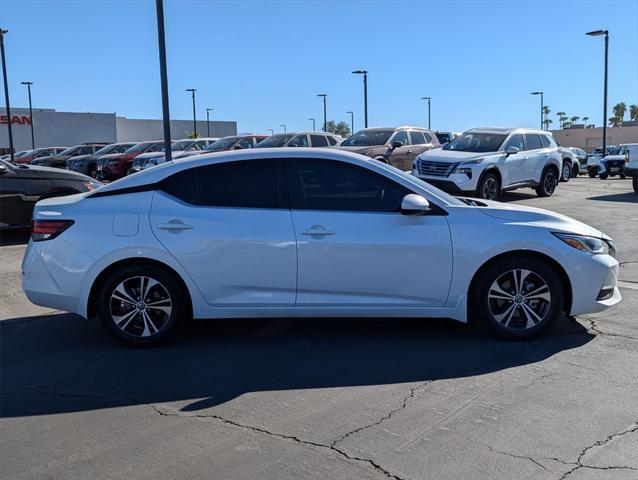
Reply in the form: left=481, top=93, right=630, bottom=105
left=482, top=177, right=498, bottom=200
left=544, top=171, right=556, bottom=194
left=488, top=269, right=551, bottom=330
left=109, top=276, right=173, bottom=338
left=562, top=163, right=570, bottom=181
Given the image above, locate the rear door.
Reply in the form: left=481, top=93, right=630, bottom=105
left=150, top=159, right=297, bottom=306
left=0, top=165, right=29, bottom=225
left=523, top=134, right=547, bottom=181
left=287, top=158, right=453, bottom=306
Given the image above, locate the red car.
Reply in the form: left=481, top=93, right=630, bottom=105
left=14, top=147, right=67, bottom=164
left=96, top=140, right=164, bottom=180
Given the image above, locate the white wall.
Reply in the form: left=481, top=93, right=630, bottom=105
left=115, top=117, right=236, bottom=142
left=551, top=126, right=638, bottom=151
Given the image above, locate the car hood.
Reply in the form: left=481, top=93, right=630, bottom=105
left=417, top=150, right=492, bottom=163
left=16, top=163, right=93, bottom=181
left=470, top=199, right=607, bottom=239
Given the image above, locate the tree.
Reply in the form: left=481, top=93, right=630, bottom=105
left=563, top=121, right=572, bottom=129
left=543, top=118, right=553, bottom=130
left=570, top=116, right=580, bottom=124
left=184, top=130, right=199, bottom=139
left=582, top=116, right=590, bottom=125
left=542, top=106, right=551, bottom=129
left=612, top=102, right=627, bottom=120
left=556, top=111, right=566, bottom=128
left=630, top=105, right=638, bottom=121
left=559, top=115, right=568, bottom=129
left=608, top=116, right=623, bottom=127
left=325, top=120, right=351, bottom=138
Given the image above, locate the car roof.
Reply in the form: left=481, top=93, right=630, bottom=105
left=466, top=127, right=549, bottom=135
left=359, top=126, right=430, bottom=132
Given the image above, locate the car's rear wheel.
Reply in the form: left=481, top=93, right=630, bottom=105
left=535, top=167, right=557, bottom=197
left=96, top=264, right=186, bottom=347
left=599, top=172, right=609, bottom=180
left=572, top=162, right=580, bottom=178
left=588, top=167, right=598, bottom=178
left=560, top=161, right=571, bottom=182
left=477, top=172, right=500, bottom=200
left=471, top=257, right=563, bottom=339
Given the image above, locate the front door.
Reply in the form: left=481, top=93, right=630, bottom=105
left=150, top=159, right=297, bottom=306
left=502, top=134, right=528, bottom=186
left=387, top=130, right=414, bottom=171
left=286, top=158, right=453, bottom=306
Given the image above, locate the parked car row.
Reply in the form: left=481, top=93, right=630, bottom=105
left=586, top=144, right=638, bottom=180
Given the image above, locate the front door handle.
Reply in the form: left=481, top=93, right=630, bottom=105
left=157, top=220, right=193, bottom=231
left=301, top=225, right=335, bottom=237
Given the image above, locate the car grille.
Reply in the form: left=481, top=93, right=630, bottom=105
left=604, top=160, right=625, bottom=168
left=416, top=160, right=460, bottom=177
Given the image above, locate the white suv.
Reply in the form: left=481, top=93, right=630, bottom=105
left=412, top=127, right=562, bottom=200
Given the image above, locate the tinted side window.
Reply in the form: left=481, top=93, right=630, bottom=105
left=198, top=159, right=282, bottom=208
left=525, top=134, right=542, bottom=150
left=288, top=159, right=410, bottom=212
left=289, top=135, right=308, bottom=147
left=410, top=131, right=427, bottom=145
left=78, top=146, right=93, bottom=155
left=148, top=143, right=164, bottom=152
left=326, top=136, right=337, bottom=146
left=163, top=167, right=198, bottom=204
left=504, top=134, right=524, bottom=151
left=424, top=133, right=433, bottom=143
left=236, top=138, right=254, bottom=149
left=310, top=135, right=328, bottom=147
left=391, top=131, right=409, bottom=146
left=540, top=135, right=551, bottom=148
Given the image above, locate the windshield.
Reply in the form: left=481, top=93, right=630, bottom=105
left=58, top=145, right=81, bottom=156
left=14, top=150, right=34, bottom=158
left=125, top=142, right=154, bottom=153
left=253, top=134, right=294, bottom=148
left=606, top=146, right=623, bottom=155
left=171, top=140, right=194, bottom=151
left=443, top=132, right=507, bottom=153
left=94, top=144, right=122, bottom=156
left=341, top=130, right=393, bottom=147
left=205, top=136, right=240, bottom=151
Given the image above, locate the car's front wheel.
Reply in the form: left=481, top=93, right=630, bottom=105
left=560, top=161, right=571, bottom=182
left=477, top=172, right=501, bottom=200
left=96, top=264, right=187, bottom=347
left=472, top=256, right=563, bottom=339
left=535, top=167, right=557, bottom=197
left=588, top=167, right=598, bottom=178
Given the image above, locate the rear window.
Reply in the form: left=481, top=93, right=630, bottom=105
left=310, top=135, right=329, bottom=147
left=525, top=134, right=543, bottom=150
left=410, top=131, right=427, bottom=145
left=540, top=135, right=551, bottom=148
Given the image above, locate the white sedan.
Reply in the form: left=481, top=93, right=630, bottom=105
left=22, top=148, right=621, bottom=346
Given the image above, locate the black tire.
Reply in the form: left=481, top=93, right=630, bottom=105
left=588, top=167, right=598, bottom=178
left=476, top=172, right=501, bottom=200
left=620, top=173, right=626, bottom=179
left=471, top=256, right=563, bottom=340
left=633, top=176, right=638, bottom=193
left=572, top=163, right=580, bottom=178
left=560, top=161, right=571, bottom=182
left=534, top=167, right=557, bottom=197
left=599, top=172, right=609, bottom=180
left=96, top=264, right=187, bottom=347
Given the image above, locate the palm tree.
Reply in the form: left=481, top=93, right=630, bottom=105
left=582, top=116, right=590, bottom=125
left=559, top=115, right=568, bottom=129
left=630, top=105, right=638, bottom=121
left=543, top=118, right=553, bottom=130
left=608, top=116, right=623, bottom=127
left=612, top=102, right=627, bottom=121
left=563, top=121, right=572, bottom=129
left=556, top=111, right=566, bottom=128
left=542, top=106, right=551, bottom=130
left=570, top=116, right=580, bottom=124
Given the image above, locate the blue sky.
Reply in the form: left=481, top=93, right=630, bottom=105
left=2, top=0, right=637, bottom=134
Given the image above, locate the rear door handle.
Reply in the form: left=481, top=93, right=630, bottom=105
left=301, top=225, right=335, bottom=237
left=157, top=220, right=193, bottom=231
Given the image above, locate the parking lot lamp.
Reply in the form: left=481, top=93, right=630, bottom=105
left=155, top=0, right=172, bottom=162
left=205, top=108, right=213, bottom=137
left=420, top=97, right=431, bottom=130
left=186, top=88, right=197, bottom=137
left=352, top=70, right=368, bottom=128
left=586, top=29, right=609, bottom=155
left=21, top=81, right=34, bottom=148
left=346, top=111, right=354, bottom=135
left=0, top=29, right=15, bottom=162
left=317, top=94, right=327, bottom=131
left=280, top=124, right=286, bottom=133
left=530, top=92, right=543, bottom=130
left=308, top=118, right=316, bottom=131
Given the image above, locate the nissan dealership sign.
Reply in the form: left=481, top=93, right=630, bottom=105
left=0, top=115, right=32, bottom=125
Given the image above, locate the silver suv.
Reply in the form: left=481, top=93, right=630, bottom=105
left=253, top=132, right=342, bottom=149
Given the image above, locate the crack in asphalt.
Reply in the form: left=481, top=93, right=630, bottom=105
left=147, top=404, right=405, bottom=480
left=330, top=381, right=433, bottom=449
left=483, top=444, right=549, bottom=470
left=579, top=316, right=638, bottom=342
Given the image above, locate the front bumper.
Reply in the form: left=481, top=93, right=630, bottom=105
left=412, top=171, right=477, bottom=194
left=568, top=253, right=621, bottom=316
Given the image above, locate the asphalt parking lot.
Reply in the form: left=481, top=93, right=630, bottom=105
left=1, top=177, right=637, bottom=480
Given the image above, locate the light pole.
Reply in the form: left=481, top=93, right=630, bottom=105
left=420, top=97, right=431, bottom=130
left=186, top=88, right=197, bottom=137
left=587, top=29, right=609, bottom=154
left=531, top=91, right=544, bottom=130
left=205, top=108, right=213, bottom=137
left=280, top=124, right=286, bottom=133
left=21, top=81, right=34, bottom=148
left=317, top=93, right=327, bottom=131
left=268, top=128, right=274, bottom=135
left=352, top=70, right=368, bottom=128
left=346, top=111, right=354, bottom=135
left=155, top=0, right=172, bottom=161
left=0, top=29, right=15, bottom=162
left=308, top=118, right=316, bottom=131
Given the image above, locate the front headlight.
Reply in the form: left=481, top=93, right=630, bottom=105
left=454, top=159, right=483, bottom=177
left=553, top=233, right=615, bottom=257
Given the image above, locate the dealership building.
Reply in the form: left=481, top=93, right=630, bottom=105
left=0, top=107, right=237, bottom=154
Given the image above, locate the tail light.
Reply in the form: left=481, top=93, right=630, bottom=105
left=31, top=220, right=74, bottom=242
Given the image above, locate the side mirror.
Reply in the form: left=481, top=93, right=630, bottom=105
left=505, top=146, right=519, bottom=156
left=391, top=141, right=403, bottom=150
left=401, top=194, right=431, bottom=215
